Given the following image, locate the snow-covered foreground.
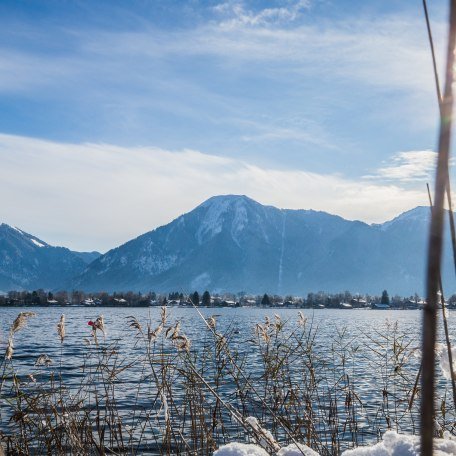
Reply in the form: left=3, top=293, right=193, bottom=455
left=214, top=431, right=456, bottom=455
left=213, top=442, right=318, bottom=456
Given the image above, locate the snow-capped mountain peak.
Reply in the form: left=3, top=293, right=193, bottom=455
left=0, top=223, right=100, bottom=290
left=378, top=206, right=431, bottom=231
left=1, top=198, right=447, bottom=295
left=73, top=197, right=446, bottom=296
left=196, top=195, right=252, bottom=244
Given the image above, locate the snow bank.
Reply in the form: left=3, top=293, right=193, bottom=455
left=278, top=443, right=319, bottom=456
left=245, top=416, right=280, bottom=452
left=213, top=443, right=269, bottom=456
left=215, top=431, right=456, bottom=456
left=213, top=442, right=317, bottom=456
left=30, top=238, right=45, bottom=247
left=341, top=431, right=456, bottom=456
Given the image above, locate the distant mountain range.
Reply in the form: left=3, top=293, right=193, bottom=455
left=0, top=224, right=100, bottom=291
left=1, top=195, right=455, bottom=295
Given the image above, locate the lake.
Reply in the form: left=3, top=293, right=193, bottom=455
left=0, top=307, right=454, bottom=454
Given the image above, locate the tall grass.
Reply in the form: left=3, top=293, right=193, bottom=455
left=0, top=309, right=454, bottom=455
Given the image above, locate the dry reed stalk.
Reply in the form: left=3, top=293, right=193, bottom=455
left=89, top=314, right=106, bottom=345
left=425, top=184, right=456, bottom=412
left=298, top=311, right=307, bottom=327
left=1, top=306, right=451, bottom=454
left=422, top=1, right=456, bottom=454
left=10, top=312, right=36, bottom=334
left=56, top=314, right=65, bottom=343
left=3, top=312, right=36, bottom=361
left=189, top=302, right=316, bottom=455
left=4, top=339, right=13, bottom=361
left=94, top=315, right=105, bottom=334
left=423, top=0, right=456, bottom=415
left=165, top=321, right=181, bottom=339
left=160, top=306, right=167, bottom=325
left=206, top=316, right=216, bottom=330
left=35, top=354, right=52, bottom=367
left=172, top=334, right=191, bottom=352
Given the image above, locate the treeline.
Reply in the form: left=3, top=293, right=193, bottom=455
left=1, top=290, right=154, bottom=307
left=2, top=288, right=456, bottom=308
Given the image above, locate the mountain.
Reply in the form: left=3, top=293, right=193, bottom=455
left=0, top=224, right=101, bottom=291
left=72, top=195, right=455, bottom=296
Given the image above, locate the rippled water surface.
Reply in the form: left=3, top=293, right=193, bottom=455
left=1, top=307, right=455, bottom=454
left=0, top=306, right=439, bottom=356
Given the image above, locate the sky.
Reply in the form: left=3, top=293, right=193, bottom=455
left=0, top=0, right=452, bottom=252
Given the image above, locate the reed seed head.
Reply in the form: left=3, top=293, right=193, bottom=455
left=128, top=316, right=143, bottom=333
left=11, top=312, right=36, bottom=334
left=95, top=315, right=105, bottom=334
left=57, top=314, right=66, bottom=343
left=298, top=311, right=307, bottom=326
left=160, top=306, right=167, bottom=325
left=173, top=334, right=191, bottom=352
left=5, top=337, right=13, bottom=360
left=207, top=316, right=216, bottom=330
left=167, top=321, right=181, bottom=340
left=35, top=354, right=53, bottom=367
left=149, top=323, right=163, bottom=342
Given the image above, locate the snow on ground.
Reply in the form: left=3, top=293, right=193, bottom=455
left=213, top=443, right=318, bottom=456
left=196, top=197, right=231, bottom=244
left=214, top=432, right=456, bottom=456
left=278, top=443, right=319, bottom=456
left=30, top=238, right=45, bottom=247
left=341, top=431, right=456, bottom=456
left=245, top=416, right=280, bottom=452
left=213, top=443, right=269, bottom=455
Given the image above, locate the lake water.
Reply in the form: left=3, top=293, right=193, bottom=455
left=0, top=306, right=437, bottom=356
left=0, top=307, right=455, bottom=454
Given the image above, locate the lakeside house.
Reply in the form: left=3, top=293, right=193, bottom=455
left=339, top=302, right=353, bottom=309
left=351, top=298, right=368, bottom=308
left=372, top=303, right=391, bottom=310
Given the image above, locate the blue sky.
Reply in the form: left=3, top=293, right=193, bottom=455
left=0, top=0, right=451, bottom=251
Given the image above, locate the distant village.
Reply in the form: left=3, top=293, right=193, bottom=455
left=1, top=289, right=455, bottom=310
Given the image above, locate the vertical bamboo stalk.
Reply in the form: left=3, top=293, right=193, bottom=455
left=421, top=2, right=456, bottom=455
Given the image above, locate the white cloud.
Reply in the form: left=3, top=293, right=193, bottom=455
left=0, top=8, right=443, bottom=101
left=79, top=12, right=443, bottom=96
left=0, top=134, right=428, bottom=252
left=0, top=3, right=444, bottom=162
left=213, top=0, right=311, bottom=28
left=364, top=150, right=438, bottom=182
left=240, top=122, right=335, bottom=149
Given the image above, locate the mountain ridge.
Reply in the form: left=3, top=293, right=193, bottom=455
left=71, top=195, right=447, bottom=296
left=0, top=223, right=101, bottom=291
left=1, top=196, right=450, bottom=295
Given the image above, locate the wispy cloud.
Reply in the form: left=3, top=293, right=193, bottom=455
left=213, top=0, right=311, bottom=28
left=239, top=118, right=336, bottom=149
left=0, top=1, right=446, bottom=189
left=76, top=10, right=443, bottom=95
left=364, top=150, right=438, bottom=183
left=0, top=134, right=428, bottom=252
left=0, top=6, right=443, bottom=117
